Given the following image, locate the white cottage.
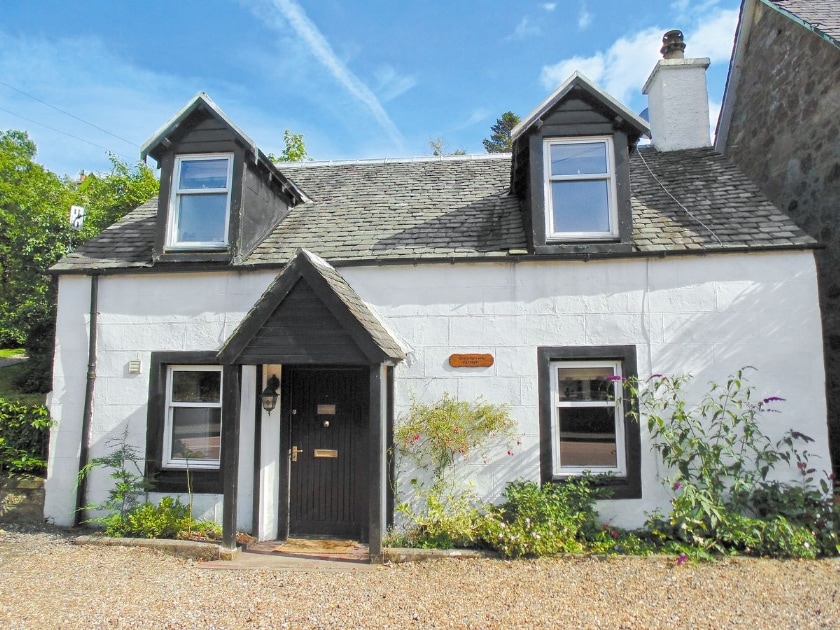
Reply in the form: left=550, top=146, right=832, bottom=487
left=45, top=37, right=831, bottom=559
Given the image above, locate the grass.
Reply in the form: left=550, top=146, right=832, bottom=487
left=0, top=348, right=25, bottom=359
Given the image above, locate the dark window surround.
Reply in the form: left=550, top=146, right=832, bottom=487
left=526, top=125, right=634, bottom=256
left=146, top=351, right=223, bottom=494
left=153, top=144, right=245, bottom=265
left=537, top=345, right=641, bottom=499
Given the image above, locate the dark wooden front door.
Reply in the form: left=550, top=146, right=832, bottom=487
left=286, top=367, right=368, bottom=539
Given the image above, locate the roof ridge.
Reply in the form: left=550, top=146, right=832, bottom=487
left=278, top=153, right=511, bottom=168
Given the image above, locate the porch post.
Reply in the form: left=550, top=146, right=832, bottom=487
left=221, top=363, right=242, bottom=551
left=368, top=363, right=388, bottom=561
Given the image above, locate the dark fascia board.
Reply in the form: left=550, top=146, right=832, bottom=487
left=217, top=249, right=403, bottom=365
left=511, top=72, right=650, bottom=143
left=140, top=92, right=307, bottom=206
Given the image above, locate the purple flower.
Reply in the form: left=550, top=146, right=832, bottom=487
left=606, top=375, right=626, bottom=382
left=673, top=481, right=683, bottom=491
left=762, top=396, right=785, bottom=404
left=677, top=554, right=688, bottom=565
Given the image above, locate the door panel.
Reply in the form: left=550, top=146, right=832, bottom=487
left=287, top=368, right=367, bottom=538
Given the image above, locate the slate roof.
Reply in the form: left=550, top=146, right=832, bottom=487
left=51, top=148, right=815, bottom=273
left=770, top=0, right=840, bottom=43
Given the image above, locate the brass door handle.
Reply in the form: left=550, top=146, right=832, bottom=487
left=291, top=446, right=303, bottom=462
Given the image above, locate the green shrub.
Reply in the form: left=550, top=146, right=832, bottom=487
left=480, top=477, right=610, bottom=558
left=396, top=483, right=485, bottom=548
left=0, top=397, right=51, bottom=473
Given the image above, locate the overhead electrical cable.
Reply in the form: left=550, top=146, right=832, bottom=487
left=0, top=105, right=135, bottom=163
left=0, top=80, right=138, bottom=148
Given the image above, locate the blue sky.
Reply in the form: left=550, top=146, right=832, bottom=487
left=0, top=0, right=741, bottom=177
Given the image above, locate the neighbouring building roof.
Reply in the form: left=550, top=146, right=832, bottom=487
left=51, top=148, right=816, bottom=273
left=770, top=0, right=840, bottom=43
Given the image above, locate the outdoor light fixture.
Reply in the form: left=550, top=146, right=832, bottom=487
left=261, top=374, right=280, bottom=414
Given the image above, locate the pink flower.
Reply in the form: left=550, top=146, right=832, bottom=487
left=610, top=530, right=619, bottom=539
left=673, top=481, right=683, bottom=491
left=507, top=450, right=514, bottom=456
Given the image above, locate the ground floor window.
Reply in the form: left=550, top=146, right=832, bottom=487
left=538, top=345, right=641, bottom=499
left=146, top=351, right=224, bottom=493
left=163, top=366, right=222, bottom=469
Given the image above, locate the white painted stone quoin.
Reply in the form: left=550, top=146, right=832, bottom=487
left=45, top=251, right=830, bottom=530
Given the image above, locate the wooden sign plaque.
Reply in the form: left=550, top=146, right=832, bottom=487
left=448, top=353, right=494, bottom=368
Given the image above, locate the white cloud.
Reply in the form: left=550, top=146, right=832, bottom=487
left=578, top=6, right=592, bottom=30
left=540, top=53, right=607, bottom=87
left=251, top=0, right=403, bottom=148
left=542, top=3, right=557, bottom=11
left=539, top=6, right=738, bottom=105
left=374, top=64, right=417, bottom=102
left=540, top=27, right=661, bottom=102
left=708, top=99, right=722, bottom=143
left=506, top=17, right=540, bottom=40
left=690, top=9, right=738, bottom=61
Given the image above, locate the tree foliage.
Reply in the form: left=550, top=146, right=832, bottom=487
left=482, top=111, right=520, bottom=153
left=0, top=130, right=159, bottom=392
left=428, top=137, right=466, bottom=157
left=269, top=129, right=310, bottom=162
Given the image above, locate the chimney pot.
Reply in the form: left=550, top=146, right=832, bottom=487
left=660, top=29, right=686, bottom=59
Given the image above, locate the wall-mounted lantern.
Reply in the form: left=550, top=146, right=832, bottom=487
left=261, top=374, right=280, bottom=414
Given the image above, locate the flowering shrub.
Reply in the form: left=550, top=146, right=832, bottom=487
left=394, top=393, right=516, bottom=485
left=391, top=393, right=517, bottom=549
left=632, top=368, right=838, bottom=558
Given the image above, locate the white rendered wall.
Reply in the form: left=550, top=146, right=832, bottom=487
left=342, top=252, right=829, bottom=528
left=46, top=251, right=830, bottom=530
left=46, top=271, right=275, bottom=527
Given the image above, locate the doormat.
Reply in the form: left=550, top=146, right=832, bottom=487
left=277, top=538, right=359, bottom=555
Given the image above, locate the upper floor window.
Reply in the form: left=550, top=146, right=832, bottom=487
left=167, top=154, right=233, bottom=249
left=544, top=137, right=618, bottom=241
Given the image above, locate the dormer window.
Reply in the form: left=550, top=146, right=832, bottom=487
left=544, top=136, right=618, bottom=241
left=167, top=154, right=233, bottom=249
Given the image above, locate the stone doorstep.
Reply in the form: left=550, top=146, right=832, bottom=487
left=75, top=535, right=239, bottom=561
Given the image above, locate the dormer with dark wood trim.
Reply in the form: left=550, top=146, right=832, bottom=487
left=141, top=93, right=306, bottom=264
left=510, top=73, right=649, bottom=255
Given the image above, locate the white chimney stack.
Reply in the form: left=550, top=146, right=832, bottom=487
left=642, top=30, right=711, bottom=152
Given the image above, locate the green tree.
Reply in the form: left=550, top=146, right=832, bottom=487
left=0, top=130, right=71, bottom=348
left=269, top=129, right=310, bottom=162
left=482, top=111, right=520, bottom=153
left=0, top=131, right=160, bottom=392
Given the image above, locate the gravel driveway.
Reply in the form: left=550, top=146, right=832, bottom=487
left=1, top=524, right=839, bottom=629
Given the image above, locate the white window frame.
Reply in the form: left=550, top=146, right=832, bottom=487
left=543, top=136, right=619, bottom=241
left=162, top=365, right=223, bottom=470
left=549, top=359, right=626, bottom=477
left=166, top=153, right=233, bottom=249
